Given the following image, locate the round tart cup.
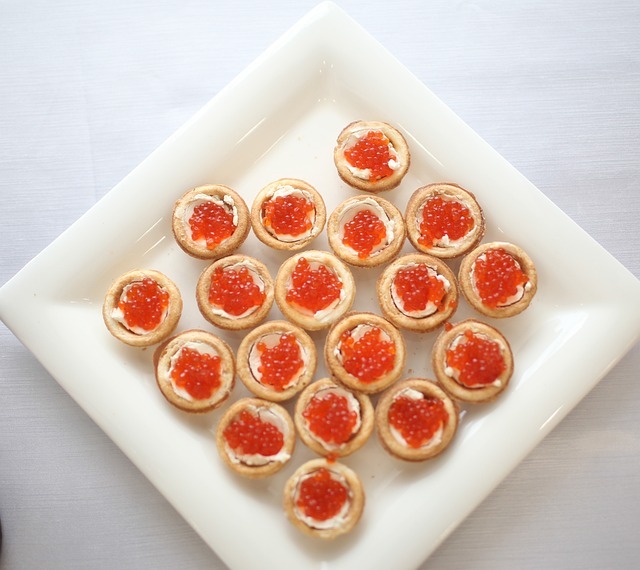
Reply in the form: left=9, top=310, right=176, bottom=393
left=375, top=378, right=458, bottom=462
left=458, top=241, right=537, bottom=318
left=196, top=254, right=274, bottom=330
left=327, top=194, right=406, bottom=267
left=216, top=398, right=295, bottom=479
left=250, top=178, right=326, bottom=251
left=154, top=329, right=235, bottom=413
left=294, top=378, right=374, bottom=458
left=333, top=120, right=410, bottom=193
left=405, top=182, right=485, bottom=259
left=377, top=253, right=458, bottom=332
left=236, top=320, right=316, bottom=402
left=283, top=458, right=365, bottom=539
left=274, top=250, right=355, bottom=331
left=325, top=312, right=405, bottom=394
left=103, top=269, right=182, bottom=347
left=432, top=319, right=513, bottom=404
left=172, top=184, right=250, bottom=260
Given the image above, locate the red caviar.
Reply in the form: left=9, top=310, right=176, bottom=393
left=296, top=468, right=349, bottom=522
left=119, top=278, right=169, bottom=331
left=418, top=196, right=474, bottom=247
left=342, top=209, right=387, bottom=258
left=393, top=264, right=447, bottom=313
left=344, top=130, right=395, bottom=181
left=339, top=327, right=395, bottom=383
left=446, top=330, right=506, bottom=388
left=256, top=333, right=304, bottom=391
left=388, top=393, right=449, bottom=448
left=209, top=266, right=265, bottom=317
left=223, top=409, right=284, bottom=457
left=262, top=193, right=314, bottom=237
left=171, top=346, right=221, bottom=400
left=302, top=390, right=359, bottom=445
left=473, top=248, right=528, bottom=308
left=189, top=199, right=236, bottom=249
left=286, top=258, right=342, bottom=314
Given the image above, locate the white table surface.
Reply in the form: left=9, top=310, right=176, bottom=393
left=1, top=1, right=639, bottom=568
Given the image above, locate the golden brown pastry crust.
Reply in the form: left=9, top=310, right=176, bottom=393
left=432, top=319, right=513, bottom=404
left=324, top=312, right=405, bottom=394
left=250, top=178, right=326, bottom=251
left=458, top=241, right=537, bottom=318
left=172, top=184, right=250, bottom=260
left=327, top=194, right=406, bottom=267
left=283, top=458, right=365, bottom=539
left=236, top=320, right=316, bottom=402
left=102, top=269, right=182, bottom=347
left=405, top=183, right=485, bottom=259
left=333, top=120, right=410, bottom=193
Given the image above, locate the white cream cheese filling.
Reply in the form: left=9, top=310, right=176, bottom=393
left=165, top=341, right=221, bottom=402
left=248, top=332, right=308, bottom=389
left=470, top=253, right=532, bottom=307
left=337, top=197, right=395, bottom=257
left=390, top=388, right=444, bottom=450
left=444, top=332, right=505, bottom=389
left=342, top=129, right=401, bottom=181
left=391, top=263, right=450, bottom=318
left=210, top=261, right=265, bottom=319
left=292, top=469, right=353, bottom=530
left=178, top=193, right=238, bottom=245
left=111, top=280, right=168, bottom=335
left=263, top=185, right=317, bottom=242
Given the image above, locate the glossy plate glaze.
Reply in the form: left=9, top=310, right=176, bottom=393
left=1, top=3, right=639, bottom=569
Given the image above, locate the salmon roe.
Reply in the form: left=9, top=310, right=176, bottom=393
left=393, top=264, right=447, bottom=313
left=473, top=248, right=528, bottom=308
left=209, top=266, right=265, bottom=317
left=286, top=258, right=342, bottom=314
left=223, top=409, right=284, bottom=458
left=262, top=193, right=315, bottom=238
left=118, top=278, right=169, bottom=332
left=171, top=346, right=221, bottom=400
left=388, top=393, right=449, bottom=448
left=342, top=209, right=387, bottom=258
left=339, top=327, right=395, bottom=383
left=302, top=390, right=359, bottom=446
left=296, top=468, right=349, bottom=522
left=344, top=130, right=396, bottom=181
left=189, top=199, right=236, bottom=249
left=256, top=333, right=304, bottom=391
left=446, top=330, right=506, bottom=388
left=418, top=196, right=474, bottom=247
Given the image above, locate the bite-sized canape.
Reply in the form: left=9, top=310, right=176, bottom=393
left=327, top=195, right=406, bottom=267
left=432, top=319, right=513, bottom=404
left=275, top=250, right=355, bottom=331
left=236, top=320, right=316, bottom=402
left=154, top=330, right=235, bottom=413
left=216, top=398, right=295, bottom=478
left=196, top=254, right=274, bottom=330
left=294, top=378, right=374, bottom=458
left=103, top=269, right=182, bottom=347
left=375, top=378, right=458, bottom=462
left=325, top=312, right=405, bottom=394
left=250, top=178, right=326, bottom=251
left=283, top=458, right=365, bottom=539
left=377, top=253, right=458, bottom=332
left=172, top=184, right=250, bottom=260
left=405, top=182, right=485, bottom=259
left=458, top=241, right=537, bottom=318
left=333, top=120, right=410, bottom=193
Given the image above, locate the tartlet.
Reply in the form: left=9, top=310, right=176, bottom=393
left=333, top=120, right=410, bottom=193
left=102, top=269, right=182, bottom=347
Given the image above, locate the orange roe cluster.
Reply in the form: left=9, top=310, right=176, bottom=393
left=446, top=330, right=506, bottom=388
left=119, top=278, right=169, bottom=332
left=296, top=468, right=349, bottom=522
left=209, top=266, right=265, bottom=317
left=473, top=248, right=528, bottom=308
left=342, top=209, right=387, bottom=258
left=189, top=200, right=236, bottom=249
left=344, top=130, right=396, bottom=181
left=339, top=327, right=395, bottom=383
left=388, top=393, right=449, bottom=448
left=286, top=258, right=342, bottom=314
left=223, top=409, right=284, bottom=457
left=393, top=264, right=447, bottom=313
left=262, top=193, right=315, bottom=238
left=418, top=196, right=474, bottom=247
left=302, top=391, right=359, bottom=446
left=256, top=333, right=304, bottom=391
left=171, top=346, right=221, bottom=400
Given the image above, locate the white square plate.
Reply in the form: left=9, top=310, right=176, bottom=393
left=2, top=2, right=640, bottom=569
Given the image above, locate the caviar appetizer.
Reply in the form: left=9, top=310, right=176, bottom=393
left=275, top=250, right=355, bottom=331
left=172, top=184, right=250, bottom=260
left=325, top=312, right=405, bottom=394
left=405, top=182, right=485, bottom=259
left=250, top=178, right=326, bottom=251
left=294, top=378, right=374, bottom=458
left=459, top=241, right=537, bottom=318
left=327, top=195, right=406, bottom=267
left=377, top=253, right=458, bottom=332
left=333, top=120, right=410, bottom=193
left=432, top=320, right=513, bottom=404
left=375, top=378, right=458, bottom=462
left=236, top=320, right=316, bottom=402
left=216, top=398, right=295, bottom=478
left=196, top=254, right=274, bottom=330
left=103, top=269, right=182, bottom=347
left=283, top=458, right=365, bottom=539
left=154, top=330, right=235, bottom=413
